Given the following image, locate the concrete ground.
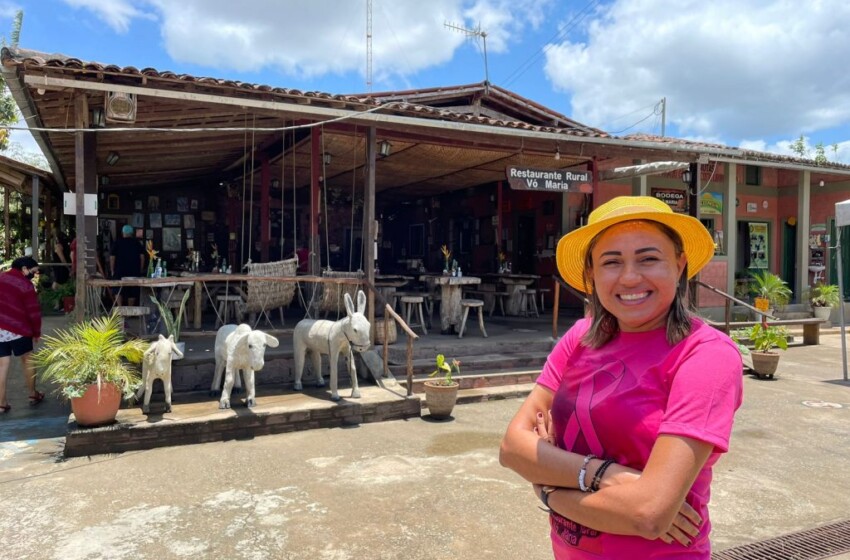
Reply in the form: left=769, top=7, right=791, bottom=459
left=1, top=313, right=849, bottom=559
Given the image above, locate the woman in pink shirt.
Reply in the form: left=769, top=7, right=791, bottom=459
left=500, top=196, right=743, bottom=559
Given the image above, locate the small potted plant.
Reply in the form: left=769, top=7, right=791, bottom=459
left=730, top=322, right=788, bottom=379
left=424, top=354, right=460, bottom=419
left=810, top=283, right=841, bottom=322
left=32, top=313, right=148, bottom=427
left=749, top=270, right=792, bottom=317
left=149, top=289, right=192, bottom=359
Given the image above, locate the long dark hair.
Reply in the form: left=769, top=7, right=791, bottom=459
left=580, top=220, right=692, bottom=348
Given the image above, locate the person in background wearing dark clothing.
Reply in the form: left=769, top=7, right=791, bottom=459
left=109, top=224, right=145, bottom=305
left=0, top=257, right=45, bottom=414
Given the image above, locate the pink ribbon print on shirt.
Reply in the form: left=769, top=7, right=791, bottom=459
left=551, top=359, right=628, bottom=553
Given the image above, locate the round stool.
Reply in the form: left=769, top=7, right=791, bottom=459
left=400, top=295, right=427, bottom=335
left=519, top=289, right=539, bottom=318
left=459, top=299, right=487, bottom=339
left=538, top=288, right=551, bottom=313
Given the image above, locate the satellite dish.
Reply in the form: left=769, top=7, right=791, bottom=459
left=105, top=92, right=137, bottom=123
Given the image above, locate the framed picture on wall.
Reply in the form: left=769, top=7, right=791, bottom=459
left=107, top=194, right=120, bottom=210
left=183, top=214, right=195, bottom=228
left=176, top=197, right=189, bottom=212
left=186, top=228, right=194, bottom=240
left=162, top=228, right=181, bottom=252
left=134, top=200, right=143, bottom=211
left=147, top=196, right=159, bottom=211
left=190, top=199, right=199, bottom=210
left=149, top=213, right=162, bottom=228
left=131, top=213, right=144, bottom=228
left=164, top=213, right=181, bottom=226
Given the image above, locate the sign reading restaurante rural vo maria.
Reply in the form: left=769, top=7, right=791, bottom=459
left=505, top=167, right=593, bottom=192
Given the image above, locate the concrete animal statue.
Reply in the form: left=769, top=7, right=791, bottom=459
left=211, top=323, right=280, bottom=409
left=137, top=334, right=183, bottom=413
left=293, top=289, right=371, bottom=401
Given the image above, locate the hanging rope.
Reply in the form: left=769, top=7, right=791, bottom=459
left=349, top=125, right=358, bottom=271
left=292, top=126, right=298, bottom=265
left=321, top=124, right=331, bottom=270
left=240, top=113, right=248, bottom=267
left=280, top=119, right=295, bottom=260
left=246, top=114, right=257, bottom=269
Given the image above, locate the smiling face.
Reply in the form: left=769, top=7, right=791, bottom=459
left=587, top=220, right=687, bottom=333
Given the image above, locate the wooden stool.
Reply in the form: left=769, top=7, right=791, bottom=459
left=519, top=289, right=539, bottom=318
left=216, top=295, right=243, bottom=328
left=115, top=306, right=150, bottom=335
left=490, top=291, right=509, bottom=317
left=538, top=288, right=551, bottom=313
left=166, top=294, right=191, bottom=326
left=458, top=299, right=487, bottom=339
left=400, top=295, right=428, bottom=335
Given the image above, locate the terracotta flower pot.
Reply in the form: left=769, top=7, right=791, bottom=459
left=750, top=351, right=780, bottom=379
left=71, top=383, right=122, bottom=427
left=424, top=380, right=459, bottom=419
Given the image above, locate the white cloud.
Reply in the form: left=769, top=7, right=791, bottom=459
left=741, top=136, right=850, bottom=163
left=63, top=0, right=150, bottom=33
left=543, top=0, right=850, bottom=143
left=65, top=0, right=549, bottom=86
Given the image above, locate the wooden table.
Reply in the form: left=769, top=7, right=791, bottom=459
left=375, top=275, right=413, bottom=312
left=425, top=275, right=481, bottom=333
left=86, top=277, right=197, bottom=330
left=480, top=273, right=540, bottom=315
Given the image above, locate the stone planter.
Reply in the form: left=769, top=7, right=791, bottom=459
left=71, top=382, right=122, bottom=427
left=172, top=341, right=186, bottom=360
left=750, top=351, right=780, bottom=379
left=813, top=306, right=832, bottom=322
left=424, top=380, right=459, bottom=419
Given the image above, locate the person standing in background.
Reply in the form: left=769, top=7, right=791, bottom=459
left=0, top=257, right=45, bottom=414
left=109, top=225, right=145, bottom=306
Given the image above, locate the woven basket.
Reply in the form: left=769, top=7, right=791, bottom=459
left=318, top=270, right=364, bottom=317
left=374, top=318, right=397, bottom=345
left=244, top=258, right=298, bottom=313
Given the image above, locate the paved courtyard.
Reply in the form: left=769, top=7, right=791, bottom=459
left=1, top=315, right=848, bottom=559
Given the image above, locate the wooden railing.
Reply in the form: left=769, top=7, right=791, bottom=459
left=360, top=280, right=419, bottom=397
left=694, top=279, right=778, bottom=330
left=551, top=275, right=589, bottom=339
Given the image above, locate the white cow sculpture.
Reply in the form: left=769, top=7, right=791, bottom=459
left=211, top=324, right=280, bottom=409
left=137, top=334, right=183, bottom=413
left=293, top=290, right=371, bottom=401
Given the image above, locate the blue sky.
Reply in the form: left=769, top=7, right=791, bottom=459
left=4, top=0, right=850, bottom=163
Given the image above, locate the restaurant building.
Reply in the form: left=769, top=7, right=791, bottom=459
left=3, top=46, right=850, bottom=319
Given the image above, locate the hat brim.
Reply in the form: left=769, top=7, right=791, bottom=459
left=556, top=212, right=715, bottom=292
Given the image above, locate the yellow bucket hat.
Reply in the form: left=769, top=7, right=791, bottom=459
left=556, top=196, right=715, bottom=292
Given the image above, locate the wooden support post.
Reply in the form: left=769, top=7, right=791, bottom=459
left=73, top=94, right=97, bottom=322
left=30, top=175, right=39, bottom=259
left=309, top=128, right=322, bottom=275
left=364, top=127, right=377, bottom=332
left=4, top=185, right=11, bottom=258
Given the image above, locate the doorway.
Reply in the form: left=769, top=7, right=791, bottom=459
left=829, top=219, right=850, bottom=299
left=782, top=221, right=796, bottom=299
left=515, top=213, right=536, bottom=274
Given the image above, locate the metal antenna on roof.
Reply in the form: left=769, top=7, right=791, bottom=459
left=444, top=21, right=489, bottom=88
left=366, top=0, right=373, bottom=92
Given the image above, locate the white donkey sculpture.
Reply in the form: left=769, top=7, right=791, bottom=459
left=293, top=289, right=371, bottom=401
left=211, top=324, right=280, bottom=409
left=137, top=334, right=183, bottom=413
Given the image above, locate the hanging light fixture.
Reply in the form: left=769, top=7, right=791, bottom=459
left=106, top=151, right=120, bottom=166
left=323, top=152, right=332, bottom=166
left=378, top=140, right=392, bottom=157
left=271, top=179, right=280, bottom=189
left=554, top=145, right=561, bottom=161
left=90, top=108, right=106, bottom=128
left=681, top=168, right=692, bottom=184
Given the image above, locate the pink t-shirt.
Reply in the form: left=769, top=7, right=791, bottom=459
left=537, top=317, right=743, bottom=559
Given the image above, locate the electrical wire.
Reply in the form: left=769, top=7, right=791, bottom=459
left=502, top=0, right=600, bottom=87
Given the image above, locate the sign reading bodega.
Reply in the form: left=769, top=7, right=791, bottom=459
left=505, top=167, right=593, bottom=193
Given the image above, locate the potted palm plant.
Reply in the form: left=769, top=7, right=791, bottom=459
left=810, top=283, right=840, bottom=322
left=149, top=288, right=192, bottom=359
left=424, top=354, right=460, bottom=419
left=731, top=322, right=788, bottom=379
left=749, top=270, right=792, bottom=316
left=32, top=313, right=148, bottom=427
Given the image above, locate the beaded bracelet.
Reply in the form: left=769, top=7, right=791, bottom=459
left=578, top=454, right=597, bottom=492
left=590, top=458, right=615, bottom=492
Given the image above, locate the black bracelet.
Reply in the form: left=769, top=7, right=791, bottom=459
left=590, top=459, right=614, bottom=492
left=540, top=485, right=558, bottom=510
